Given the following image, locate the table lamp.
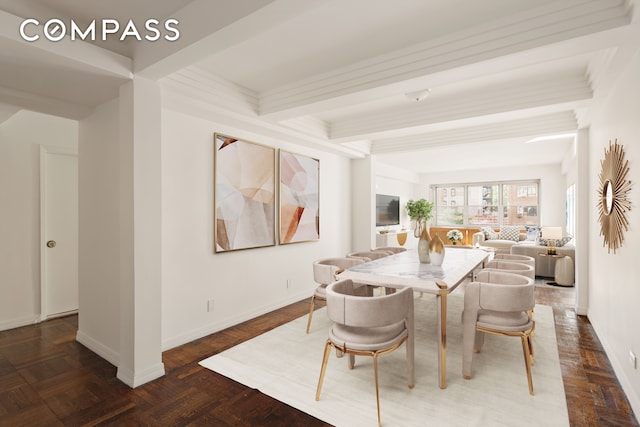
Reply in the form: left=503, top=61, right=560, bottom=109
left=472, top=232, right=482, bottom=248
left=542, top=226, right=562, bottom=255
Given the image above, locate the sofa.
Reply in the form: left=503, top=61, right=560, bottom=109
left=473, top=225, right=576, bottom=279
left=472, top=226, right=527, bottom=254
left=510, top=241, right=575, bottom=278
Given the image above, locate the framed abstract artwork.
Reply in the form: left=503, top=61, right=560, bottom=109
left=279, top=150, right=320, bottom=244
left=214, top=133, right=276, bottom=252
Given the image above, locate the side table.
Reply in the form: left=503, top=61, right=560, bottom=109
left=539, top=253, right=574, bottom=286
left=538, top=253, right=564, bottom=283
left=554, top=256, right=575, bottom=287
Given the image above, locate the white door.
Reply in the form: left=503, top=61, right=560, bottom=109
left=41, top=147, right=78, bottom=319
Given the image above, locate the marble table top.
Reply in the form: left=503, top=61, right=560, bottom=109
left=339, top=247, right=489, bottom=294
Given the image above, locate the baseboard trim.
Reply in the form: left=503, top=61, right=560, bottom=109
left=161, top=291, right=310, bottom=351
left=117, top=363, right=165, bottom=388
left=76, top=329, right=120, bottom=367
left=590, top=317, right=640, bottom=422
left=0, top=315, right=39, bottom=332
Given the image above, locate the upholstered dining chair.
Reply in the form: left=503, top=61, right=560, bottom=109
left=347, top=250, right=392, bottom=262
left=493, top=253, right=535, bottom=269
left=307, top=257, right=366, bottom=334
left=347, top=250, right=396, bottom=295
left=315, top=279, right=415, bottom=427
left=462, top=270, right=536, bottom=394
left=372, top=246, right=407, bottom=254
left=482, top=257, right=538, bottom=333
left=482, top=259, right=535, bottom=281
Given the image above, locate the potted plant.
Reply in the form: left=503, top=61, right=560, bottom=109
left=447, top=229, right=464, bottom=245
left=405, top=198, right=434, bottom=238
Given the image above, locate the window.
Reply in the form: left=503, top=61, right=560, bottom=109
left=502, top=184, right=539, bottom=226
left=435, top=186, right=464, bottom=225
left=467, top=184, right=499, bottom=226
left=431, top=180, right=540, bottom=228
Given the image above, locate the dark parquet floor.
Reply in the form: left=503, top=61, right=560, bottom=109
left=0, top=285, right=637, bottom=426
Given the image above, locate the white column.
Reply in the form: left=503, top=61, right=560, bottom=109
left=575, top=128, right=590, bottom=315
left=116, top=77, right=165, bottom=387
left=351, top=155, right=376, bottom=251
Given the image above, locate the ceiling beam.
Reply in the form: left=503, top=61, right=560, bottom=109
left=258, top=0, right=631, bottom=121
left=0, top=10, right=132, bottom=79
left=0, top=85, right=93, bottom=120
left=0, top=103, right=19, bottom=125
left=371, top=111, right=578, bottom=154
left=134, top=0, right=324, bottom=80
left=329, top=71, right=592, bottom=140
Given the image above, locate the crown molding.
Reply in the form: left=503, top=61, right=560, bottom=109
left=163, top=66, right=260, bottom=115
left=160, top=68, right=364, bottom=158
left=279, top=116, right=329, bottom=139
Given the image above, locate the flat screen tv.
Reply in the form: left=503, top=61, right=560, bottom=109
left=376, top=194, right=400, bottom=226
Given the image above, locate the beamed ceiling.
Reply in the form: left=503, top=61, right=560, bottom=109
left=1, top=0, right=639, bottom=172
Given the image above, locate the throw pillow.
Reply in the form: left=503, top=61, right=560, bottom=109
left=498, top=225, right=522, bottom=242
left=480, top=226, right=498, bottom=240
left=524, top=225, right=541, bottom=241
left=539, top=236, right=572, bottom=247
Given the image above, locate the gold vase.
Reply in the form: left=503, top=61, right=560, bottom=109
left=396, top=231, right=408, bottom=246
left=429, top=234, right=445, bottom=266
left=417, top=225, right=431, bottom=263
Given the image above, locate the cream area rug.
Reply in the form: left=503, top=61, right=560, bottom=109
left=200, top=290, right=569, bottom=427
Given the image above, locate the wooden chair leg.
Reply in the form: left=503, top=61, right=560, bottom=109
left=315, top=340, right=332, bottom=400
left=521, top=335, right=534, bottom=395
left=305, top=295, right=316, bottom=334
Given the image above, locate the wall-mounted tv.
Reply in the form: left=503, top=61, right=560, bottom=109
left=376, top=194, right=400, bottom=226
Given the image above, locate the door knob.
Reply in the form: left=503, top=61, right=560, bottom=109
left=46, top=240, right=56, bottom=248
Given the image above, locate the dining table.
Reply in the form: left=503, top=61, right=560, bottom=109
left=338, top=247, right=490, bottom=389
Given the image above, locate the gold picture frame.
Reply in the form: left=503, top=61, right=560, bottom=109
left=214, top=133, right=276, bottom=252
left=278, top=150, right=320, bottom=244
left=597, top=139, right=632, bottom=253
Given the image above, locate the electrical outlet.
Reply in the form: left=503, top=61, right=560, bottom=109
left=286, top=279, right=291, bottom=289
left=207, top=299, right=215, bottom=312
left=630, top=351, right=637, bottom=369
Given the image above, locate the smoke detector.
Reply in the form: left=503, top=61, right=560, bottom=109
left=405, top=89, right=431, bottom=102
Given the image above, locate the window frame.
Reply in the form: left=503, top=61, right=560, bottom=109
left=430, top=179, right=540, bottom=228
left=566, top=184, right=576, bottom=237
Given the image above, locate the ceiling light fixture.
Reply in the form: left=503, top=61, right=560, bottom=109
left=526, top=132, right=577, bottom=143
left=405, top=89, right=431, bottom=102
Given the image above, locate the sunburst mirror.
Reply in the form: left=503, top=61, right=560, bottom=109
left=597, top=139, right=632, bottom=253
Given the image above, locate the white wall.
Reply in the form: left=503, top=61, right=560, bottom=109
left=76, top=99, right=121, bottom=364
left=375, top=161, right=422, bottom=248
left=160, top=109, right=352, bottom=349
left=588, top=50, right=640, bottom=418
left=376, top=162, right=421, bottom=228
left=0, top=111, right=77, bottom=331
left=420, top=163, right=567, bottom=228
